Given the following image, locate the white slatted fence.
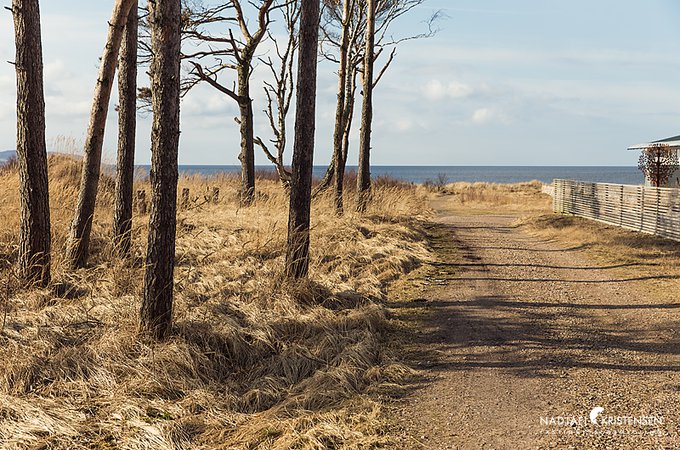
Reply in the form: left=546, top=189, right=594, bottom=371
left=553, top=179, right=680, bottom=241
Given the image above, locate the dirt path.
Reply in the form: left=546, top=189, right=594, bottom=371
left=392, top=204, right=679, bottom=449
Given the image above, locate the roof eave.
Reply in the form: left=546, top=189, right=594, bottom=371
left=628, top=141, right=680, bottom=151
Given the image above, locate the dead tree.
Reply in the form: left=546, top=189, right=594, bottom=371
left=324, top=0, right=353, bottom=214
left=140, top=0, right=182, bottom=339
left=254, top=0, right=301, bottom=187
left=316, top=0, right=434, bottom=212
left=11, top=0, right=51, bottom=286
left=66, top=0, right=137, bottom=269
left=314, top=0, right=364, bottom=199
left=185, top=0, right=275, bottom=206
left=285, top=0, right=320, bottom=279
left=113, top=1, right=139, bottom=258
left=356, top=0, right=374, bottom=212
left=638, top=144, right=679, bottom=187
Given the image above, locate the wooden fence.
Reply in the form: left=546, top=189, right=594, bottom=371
left=553, top=179, right=680, bottom=241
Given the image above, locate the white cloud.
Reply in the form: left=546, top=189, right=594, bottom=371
left=423, top=79, right=474, bottom=100
left=44, top=60, right=71, bottom=79
left=395, top=118, right=414, bottom=132
left=469, top=107, right=511, bottom=125
left=181, top=89, right=238, bottom=117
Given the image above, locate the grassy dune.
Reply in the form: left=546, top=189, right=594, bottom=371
left=433, top=180, right=553, bottom=215
left=424, top=180, right=553, bottom=226
left=0, top=155, right=431, bottom=449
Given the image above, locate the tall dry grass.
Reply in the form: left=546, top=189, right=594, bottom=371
left=444, top=180, right=550, bottom=208
left=0, top=155, right=431, bottom=449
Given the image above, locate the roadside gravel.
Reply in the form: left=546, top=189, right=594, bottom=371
left=392, top=207, right=679, bottom=449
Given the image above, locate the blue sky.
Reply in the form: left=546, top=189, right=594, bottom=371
left=1, top=0, right=680, bottom=166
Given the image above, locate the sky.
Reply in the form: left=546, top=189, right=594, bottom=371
left=1, top=0, right=680, bottom=166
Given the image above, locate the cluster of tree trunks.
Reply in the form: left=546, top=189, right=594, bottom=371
left=316, top=0, right=431, bottom=214
left=113, top=0, right=139, bottom=258
left=331, top=0, right=353, bottom=215
left=356, top=0, right=376, bottom=213
left=66, top=0, right=137, bottom=269
left=9, top=0, right=426, bottom=338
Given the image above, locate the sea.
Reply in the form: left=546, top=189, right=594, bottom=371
left=149, top=165, right=645, bottom=186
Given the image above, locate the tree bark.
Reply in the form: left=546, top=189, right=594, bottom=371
left=66, top=0, right=136, bottom=269
left=331, top=0, right=352, bottom=215
left=113, top=1, right=138, bottom=258
left=237, top=65, right=256, bottom=206
left=341, top=68, right=358, bottom=167
left=356, top=0, right=375, bottom=213
left=12, top=0, right=51, bottom=287
left=313, top=158, right=335, bottom=195
left=140, top=0, right=181, bottom=339
left=285, top=0, right=319, bottom=279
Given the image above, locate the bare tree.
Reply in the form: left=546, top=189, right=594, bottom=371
left=285, top=0, right=319, bottom=279
left=254, top=0, right=301, bottom=187
left=314, top=0, right=365, bottom=199
left=327, top=0, right=353, bottom=214
left=113, top=1, right=139, bottom=258
left=140, top=0, right=182, bottom=339
left=638, top=144, right=679, bottom=187
left=356, top=0, right=374, bottom=212
left=66, top=0, right=137, bottom=269
left=185, top=0, right=275, bottom=206
left=11, top=0, right=51, bottom=286
left=316, top=0, right=434, bottom=212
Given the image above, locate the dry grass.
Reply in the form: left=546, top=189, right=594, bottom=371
left=426, top=180, right=553, bottom=216
left=0, top=155, right=432, bottom=449
left=444, top=180, right=551, bottom=208
left=522, top=213, right=680, bottom=305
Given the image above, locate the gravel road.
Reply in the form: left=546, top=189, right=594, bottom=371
left=394, top=210, right=679, bottom=449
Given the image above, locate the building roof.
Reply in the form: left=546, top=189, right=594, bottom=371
left=628, top=135, right=680, bottom=150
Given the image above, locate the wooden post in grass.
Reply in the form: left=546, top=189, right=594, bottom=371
left=136, top=189, right=147, bottom=214
left=180, top=187, right=190, bottom=209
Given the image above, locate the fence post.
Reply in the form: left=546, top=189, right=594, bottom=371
left=656, top=187, right=661, bottom=232
left=181, top=188, right=190, bottom=210
left=640, top=185, right=644, bottom=231
left=136, top=190, right=147, bottom=214
left=620, top=184, right=624, bottom=226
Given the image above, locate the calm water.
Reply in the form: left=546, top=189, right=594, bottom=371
left=142, top=165, right=644, bottom=185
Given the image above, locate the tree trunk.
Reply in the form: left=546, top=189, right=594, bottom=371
left=331, top=0, right=352, bottom=215
left=285, top=0, right=319, bottom=279
left=113, top=1, right=138, bottom=258
left=66, top=0, right=136, bottom=268
left=341, top=68, right=358, bottom=167
left=313, top=159, right=335, bottom=196
left=356, top=0, right=375, bottom=213
left=12, top=0, right=51, bottom=287
left=237, top=65, right=256, bottom=206
left=140, top=0, right=181, bottom=339
left=336, top=63, right=357, bottom=214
